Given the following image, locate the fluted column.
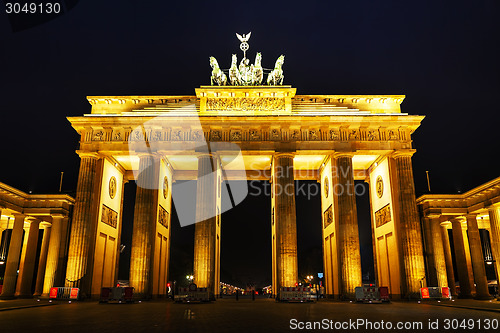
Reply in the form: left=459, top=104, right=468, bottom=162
left=440, top=223, right=457, bottom=296
left=422, top=218, right=438, bottom=286
left=56, top=217, right=70, bottom=286
left=335, top=154, right=361, bottom=299
left=33, top=224, right=51, bottom=296
left=428, top=217, right=448, bottom=288
left=392, top=151, right=426, bottom=298
left=451, top=217, right=473, bottom=298
left=130, top=153, right=159, bottom=299
left=65, top=153, right=101, bottom=297
left=488, top=207, right=500, bottom=286
left=0, top=214, right=25, bottom=299
left=193, top=153, right=218, bottom=293
left=42, top=215, right=64, bottom=296
left=463, top=225, right=476, bottom=294
left=0, top=209, right=4, bottom=253
left=466, top=214, right=491, bottom=299
left=15, top=219, right=40, bottom=297
left=272, top=153, right=298, bottom=290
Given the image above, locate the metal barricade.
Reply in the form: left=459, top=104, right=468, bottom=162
left=355, top=285, right=390, bottom=303
left=100, top=287, right=134, bottom=303
left=420, top=287, right=451, bottom=300
left=279, top=287, right=313, bottom=302
left=175, top=287, right=211, bottom=302
left=49, top=287, right=80, bottom=300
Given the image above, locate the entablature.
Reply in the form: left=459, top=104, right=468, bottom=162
left=417, top=177, right=500, bottom=218
left=69, top=115, right=423, bottom=147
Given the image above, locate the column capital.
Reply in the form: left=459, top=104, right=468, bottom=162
left=26, top=217, right=41, bottom=224
left=391, top=149, right=416, bottom=158
left=273, top=152, right=295, bottom=159
left=332, top=151, right=355, bottom=158
left=196, top=152, right=218, bottom=159
left=465, top=213, right=479, bottom=220
left=440, top=221, right=452, bottom=228
left=40, top=222, right=52, bottom=229
left=450, top=216, right=467, bottom=224
left=12, top=213, right=25, bottom=219
left=136, top=152, right=158, bottom=159
left=76, top=150, right=101, bottom=159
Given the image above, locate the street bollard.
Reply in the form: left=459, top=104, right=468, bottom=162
left=236, top=290, right=239, bottom=301
left=252, top=290, right=255, bottom=301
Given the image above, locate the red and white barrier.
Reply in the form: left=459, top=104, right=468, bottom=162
left=355, top=285, right=390, bottom=303
left=175, top=287, right=211, bottom=302
left=420, top=287, right=451, bottom=300
left=49, top=287, right=80, bottom=300
left=100, top=287, right=134, bottom=303
left=279, top=287, right=313, bottom=302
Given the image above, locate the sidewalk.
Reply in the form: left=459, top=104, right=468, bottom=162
left=424, top=298, right=500, bottom=313
left=0, top=298, right=57, bottom=312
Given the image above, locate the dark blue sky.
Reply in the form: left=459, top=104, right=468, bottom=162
left=1, top=0, right=499, bottom=287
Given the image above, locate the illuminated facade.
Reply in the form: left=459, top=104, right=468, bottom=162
left=417, top=177, right=500, bottom=299
left=64, top=85, right=427, bottom=300
left=0, top=182, right=74, bottom=299
left=1, top=86, right=497, bottom=301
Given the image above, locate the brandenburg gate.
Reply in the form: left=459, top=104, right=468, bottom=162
left=1, top=35, right=497, bottom=302
left=62, top=74, right=428, bottom=299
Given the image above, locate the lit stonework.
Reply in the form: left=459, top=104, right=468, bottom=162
left=0, top=183, right=73, bottom=299
left=271, top=153, right=298, bottom=293
left=335, top=153, right=362, bottom=298
left=63, top=85, right=426, bottom=300
left=3, top=79, right=497, bottom=301
left=193, top=153, right=221, bottom=296
left=417, top=176, right=500, bottom=300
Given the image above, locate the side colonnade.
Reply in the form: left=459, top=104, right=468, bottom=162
left=417, top=177, right=500, bottom=299
left=0, top=183, right=73, bottom=299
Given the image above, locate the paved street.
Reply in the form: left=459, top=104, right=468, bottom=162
left=1, top=298, right=499, bottom=332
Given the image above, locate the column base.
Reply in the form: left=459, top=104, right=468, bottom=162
left=458, top=294, right=474, bottom=299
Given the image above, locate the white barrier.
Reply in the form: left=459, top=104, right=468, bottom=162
left=175, top=287, right=211, bottom=302
left=355, top=285, right=389, bottom=303
left=279, top=287, right=313, bottom=302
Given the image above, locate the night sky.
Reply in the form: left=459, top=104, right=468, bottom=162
left=1, top=1, right=499, bottom=288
